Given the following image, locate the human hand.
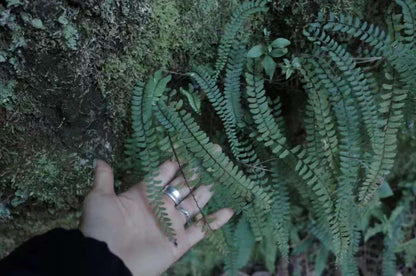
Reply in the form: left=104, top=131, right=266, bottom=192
left=80, top=159, right=234, bottom=276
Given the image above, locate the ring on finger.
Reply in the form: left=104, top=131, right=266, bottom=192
left=163, top=185, right=182, bottom=205
left=176, top=205, right=191, bottom=224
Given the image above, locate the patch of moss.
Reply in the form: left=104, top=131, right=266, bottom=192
left=97, top=0, right=241, bottom=144
left=1, top=149, right=92, bottom=209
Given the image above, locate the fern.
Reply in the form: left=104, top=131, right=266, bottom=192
left=304, top=28, right=379, bottom=143
left=224, top=42, right=246, bottom=126
left=213, top=0, right=268, bottom=79
left=245, top=58, right=342, bottom=259
left=189, top=67, right=242, bottom=160
left=315, top=12, right=392, bottom=56
left=126, top=72, right=176, bottom=239
left=300, top=58, right=339, bottom=170
left=128, top=1, right=416, bottom=273
left=382, top=205, right=407, bottom=276
left=224, top=217, right=255, bottom=275
left=270, top=161, right=290, bottom=260
left=154, top=100, right=272, bottom=212
left=190, top=64, right=271, bottom=241
left=359, top=72, right=407, bottom=203
left=396, top=0, right=416, bottom=43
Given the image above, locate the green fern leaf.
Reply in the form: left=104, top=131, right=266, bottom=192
left=213, top=0, right=268, bottom=79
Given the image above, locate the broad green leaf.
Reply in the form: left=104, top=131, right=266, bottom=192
left=285, top=68, right=293, bottom=79
left=262, top=55, right=277, bottom=80
left=270, top=48, right=288, bottom=58
left=154, top=75, right=172, bottom=97
left=234, top=218, right=255, bottom=269
left=247, top=44, right=265, bottom=58
left=315, top=247, right=329, bottom=276
left=292, top=57, right=301, bottom=69
left=271, top=38, right=291, bottom=48
left=180, top=87, right=201, bottom=114
left=379, top=181, right=393, bottom=198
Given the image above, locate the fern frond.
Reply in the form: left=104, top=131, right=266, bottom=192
left=245, top=58, right=341, bottom=258
left=304, top=98, right=325, bottom=163
left=396, top=0, right=416, bottom=44
left=224, top=42, right=246, bottom=126
left=359, top=73, right=407, bottom=203
left=192, top=55, right=271, bottom=242
left=260, top=219, right=279, bottom=273
left=213, top=0, right=268, bottom=79
left=313, top=13, right=392, bottom=56
left=127, top=72, right=175, bottom=238
left=189, top=67, right=242, bottom=160
left=244, top=58, right=289, bottom=157
left=308, top=220, right=334, bottom=252
left=307, top=56, right=362, bottom=261
left=224, top=217, right=255, bottom=276
left=270, top=161, right=291, bottom=261
left=154, top=100, right=272, bottom=212
left=304, top=29, right=379, bottom=143
left=300, top=58, right=339, bottom=170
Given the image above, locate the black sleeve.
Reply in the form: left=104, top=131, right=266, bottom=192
left=0, top=228, right=132, bottom=276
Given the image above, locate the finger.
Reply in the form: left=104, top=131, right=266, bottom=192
left=167, top=172, right=200, bottom=198
left=92, top=159, right=115, bottom=195
left=178, top=184, right=214, bottom=222
left=152, top=160, right=180, bottom=188
left=125, top=160, right=180, bottom=196
left=184, top=208, right=234, bottom=247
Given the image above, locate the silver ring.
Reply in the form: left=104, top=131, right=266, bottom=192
left=163, top=185, right=182, bottom=205
left=176, top=205, right=191, bottom=224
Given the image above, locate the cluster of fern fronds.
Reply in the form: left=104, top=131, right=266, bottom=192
left=125, top=0, right=416, bottom=275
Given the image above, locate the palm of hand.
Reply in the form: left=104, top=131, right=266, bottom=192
left=80, top=160, right=233, bottom=276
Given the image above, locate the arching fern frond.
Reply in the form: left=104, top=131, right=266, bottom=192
left=359, top=72, right=407, bottom=203
left=304, top=28, right=379, bottom=143
left=154, top=100, right=272, bottom=213
left=313, top=12, right=392, bottom=56
left=300, top=58, right=339, bottom=171
left=245, top=58, right=341, bottom=259
left=396, top=0, right=416, bottom=44
left=270, top=161, right=290, bottom=261
left=305, top=56, right=361, bottom=262
left=224, top=217, right=255, bottom=276
left=191, top=54, right=270, bottom=242
left=224, top=42, right=246, bottom=126
left=189, top=67, right=242, bottom=160
left=213, top=0, right=268, bottom=79
left=126, top=71, right=175, bottom=238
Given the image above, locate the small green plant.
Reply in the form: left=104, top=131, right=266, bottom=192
left=127, top=0, right=416, bottom=275
left=246, top=28, right=291, bottom=79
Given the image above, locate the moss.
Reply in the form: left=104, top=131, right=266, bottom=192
left=1, top=149, right=92, bottom=208
left=97, top=0, right=241, bottom=144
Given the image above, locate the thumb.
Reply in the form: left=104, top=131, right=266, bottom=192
left=92, top=159, right=115, bottom=195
